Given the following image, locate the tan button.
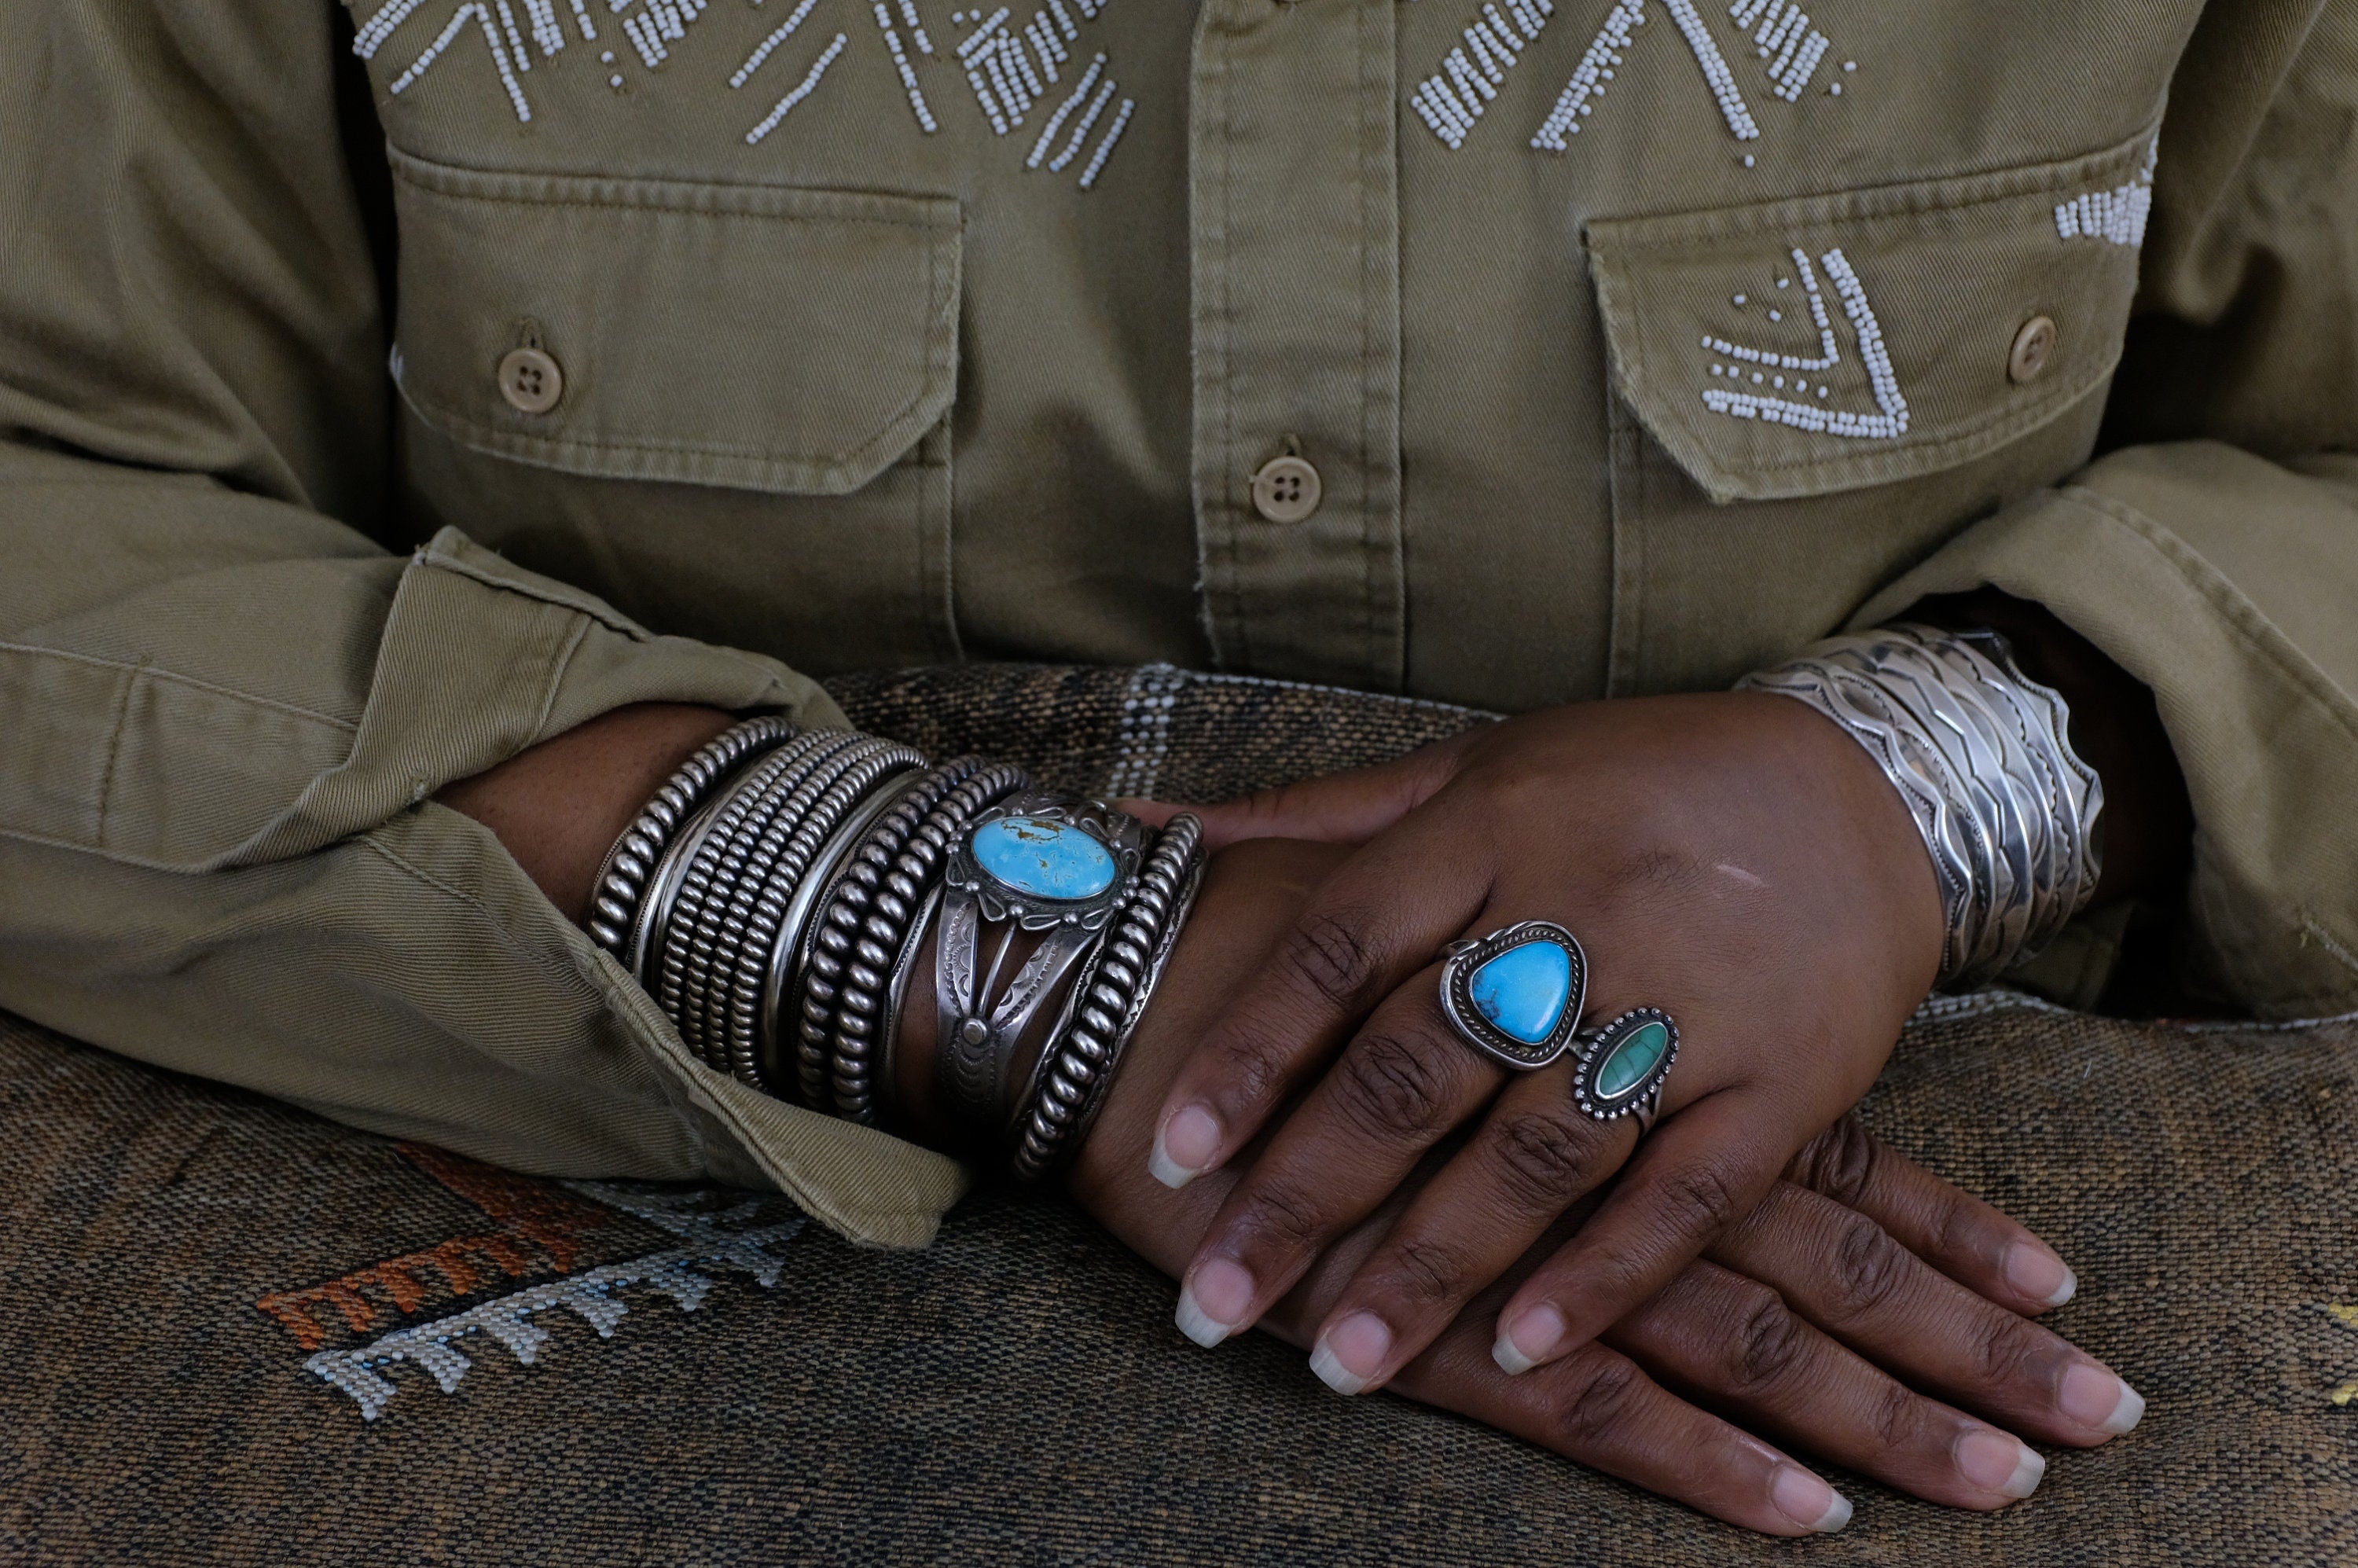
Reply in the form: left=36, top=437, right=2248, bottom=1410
left=2008, top=316, right=2059, bottom=386
left=498, top=347, right=564, bottom=414
left=1251, top=454, right=1322, bottom=523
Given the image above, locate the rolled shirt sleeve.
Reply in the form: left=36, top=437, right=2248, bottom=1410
left=0, top=0, right=964, bottom=1245
left=1855, top=3, right=2358, bottom=1017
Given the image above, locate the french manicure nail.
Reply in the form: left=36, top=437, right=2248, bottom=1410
left=1770, top=1465, right=1851, bottom=1533
left=1310, top=1312, right=1392, bottom=1397
left=2059, top=1363, right=2146, bottom=1434
left=1175, top=1258, right=1254, bottom=1349
left=2004, top=1240, right=2077, bottom=1308
left=1956, top=1429, right=2044, bottom=1499
left=1151, top=1105, right=1223, bottom=1189
left=1491, top=1304, right=1566, bottom=1375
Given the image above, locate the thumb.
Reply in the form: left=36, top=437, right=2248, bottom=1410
left=1118, top=739, right=1464, bottom=851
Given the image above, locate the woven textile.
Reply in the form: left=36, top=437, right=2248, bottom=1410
left=1, top=663, right=2350, bottom=1565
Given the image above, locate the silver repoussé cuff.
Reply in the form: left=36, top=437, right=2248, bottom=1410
left=1736, top=622, right=2104, bottom=986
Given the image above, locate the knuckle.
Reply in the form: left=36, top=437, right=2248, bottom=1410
left=1489, top=1111, right=1606, bottom=1213
left=1869, top=1378, right=1927, bottom=1452
left=1655, top=1160, right=1746, bottom=1244
left=1824, top=1214, right=1913, bottom=1324
left=1971, top=1309, right=2047, bottom=1389
left=1381, top=1236, right=1473, bottom=1307
left=1334, top=1030, right=1460, bottom=1143
left=1789, top=1115, right=1879, bottom=1207
left=1728, top=1287, right=1809, bottom=1394
left=1279, top=912, right=1383, bottom=1015
left=1207, top=1026, right=1302, bottom=1117
left=1232, top=1181, right=1327, bottom=1256
left=1552, top=1357, right=1645, bottom=1450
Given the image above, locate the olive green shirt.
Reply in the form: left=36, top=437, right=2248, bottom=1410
left=2, top=0, right=2353, bottom=1243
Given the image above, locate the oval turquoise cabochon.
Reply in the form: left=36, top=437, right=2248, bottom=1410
left=1468, top=940, right=1574, bottom=1045
left=1596, top=1019, right=1672, bottom=1099
left=970, top=817, right=1117, bottom=902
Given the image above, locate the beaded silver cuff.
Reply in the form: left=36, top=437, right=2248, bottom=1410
left=1738, top=622, right=2104, bottom=987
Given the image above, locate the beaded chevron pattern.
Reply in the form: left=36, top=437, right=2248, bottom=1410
left=1701, top=247, right=1910, bottom=440
left=347, top=0, right=1143, bottom=188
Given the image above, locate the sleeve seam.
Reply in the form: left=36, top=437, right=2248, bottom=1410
left=0, top=641, right=361, bottom=733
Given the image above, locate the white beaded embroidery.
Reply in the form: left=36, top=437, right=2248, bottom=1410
left=1728, top=0, right=1832, bottom=102
left=1702, top=248, right=1910, bottom=439
left=2055, top=141, right=2158, bottom=248
left=1077, top=94, right=1134, bottom=189
left=744, top=30, right=847, bottom=143
left=1409, top=0, right=1556, bottom=152
left=873, top=2, right=938, bottom=130
left=729, top=0, right=820, bottom=88
left=1663, top=0, right=1757, bottom=140
left=385, top=2, right=534, bottom=122
left=1531, top=0, right=1644, bottom=151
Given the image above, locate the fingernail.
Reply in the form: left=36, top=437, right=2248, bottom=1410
left=1309, top=1312, right=1392, bottom=1397
left=1491, top=1304, right=1566, bottom=1375
left=2004, top=1240, right=2077, bottom=1308
left=2059, top=1363, right=2146, bottom=1434
left=1174, top=1258, right=1254, bottom=1349
left=1151, top=1105, right=1223, bottom=1189
left=1770, top=1465, right=1851, bottom=1533
left=1956, top=1428, right=2045, bottom=1499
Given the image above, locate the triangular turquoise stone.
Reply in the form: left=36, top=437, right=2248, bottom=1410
left=1468, top=940, right=1574, bottom=1045
left=1596, top=1020, right=1671, bottom=1098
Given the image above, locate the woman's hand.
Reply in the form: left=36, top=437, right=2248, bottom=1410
left=1129, top=694, right=1954, bottom=1392
left=1071, top=840, right=2143, bottom=1537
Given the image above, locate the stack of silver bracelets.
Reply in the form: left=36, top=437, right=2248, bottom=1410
left=1739, top=622, right=2105, bottom=986
left=586, top=721, right=1204, bottom=1180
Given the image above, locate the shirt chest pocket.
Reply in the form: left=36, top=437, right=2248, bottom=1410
left=386, top=145, right=964, bottom=673
left=1583, top=128, right=2155, bottom=696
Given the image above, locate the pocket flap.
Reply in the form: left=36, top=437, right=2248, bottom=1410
left=1586, top=130, right=2155, bottom=505
left=387, top=147, right=960, bottom=495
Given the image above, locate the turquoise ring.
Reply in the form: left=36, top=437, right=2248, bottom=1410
left=1438, top=920, right=1589, bottom=1072
left=1438, top=922, right=1678, bottom=1131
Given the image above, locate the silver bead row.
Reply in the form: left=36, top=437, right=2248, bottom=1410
left=586, top=716, right=799, bottom=960
left=794, top=757, right=1030, bottom=1122
left=1010, top=811, right=1206, bottom=1182
left=1738, top=622, right=2104, bottom=986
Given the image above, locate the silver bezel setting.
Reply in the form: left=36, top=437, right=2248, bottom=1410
left=942, top=790, right=1146, bottom=934
left=1572, top=1006, right=1680, bottom=1124
left=1436, top=920, right=1589, bottom=1072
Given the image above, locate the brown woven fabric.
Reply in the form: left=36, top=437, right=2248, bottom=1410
left=1, top=663, right=2351, bottom=1565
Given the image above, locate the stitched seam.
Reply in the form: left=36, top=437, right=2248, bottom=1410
left=0, top=642, right=359, bottom=732
left=1589, top=120, right=2163, bottom=249
left=2303, top=918, right=2358, bottom=982
left=90, top=659, right=144, bottom=850
left=389, top=152, right=957, bottom=230
left=2055, top=483, right=2358, bottom=750
left=397, top=362, right=942, bottom=479
left=528, top=616, right=596, bottom=744
left=416, top=542, right=650, bottom=640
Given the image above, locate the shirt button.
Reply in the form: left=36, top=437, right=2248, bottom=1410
left=498, top=347, right=565, bottom=414
left=2008, top=317, right=2059, bottom=386
left=1251, top=454, right=1322, bottom=523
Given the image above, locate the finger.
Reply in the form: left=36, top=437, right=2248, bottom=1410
left=1173, top=967, right=1504, bottom=1350
left=1610, top=1261, right=2050, bottom=1510
left=1786, top=1115, right=2082, bottom=1316
left=1493, top=1090, right=1797, bottom=1374
left=1394, top=1324, right=1855, bottom=1537
left=1148, top=817, right=1487, bottom=1190
left=1304, top=1067, right=1636, bottom=1396
left=1712, top=1182, right=2147, bottom=1444
left=1123, top=733, right=1469, bottom=851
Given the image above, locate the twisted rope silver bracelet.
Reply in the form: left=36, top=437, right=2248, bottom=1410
left=1738, top=622, right=2104, bottom=987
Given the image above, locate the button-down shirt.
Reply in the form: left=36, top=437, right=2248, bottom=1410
left=2, top=0, right=2353, bottom=1242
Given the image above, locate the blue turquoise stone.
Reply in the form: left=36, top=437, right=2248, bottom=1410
left=1468, top=940, right=1575, bottom=1045
left=1596, top=1020, right=1672, bottom=1098
left=971, top=816, right=1117, bottom=902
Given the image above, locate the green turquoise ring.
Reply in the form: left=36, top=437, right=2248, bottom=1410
left=1438, top=922, right=1678, bottom=1133
left=1572, top=1007, right=1680, bottom=1134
